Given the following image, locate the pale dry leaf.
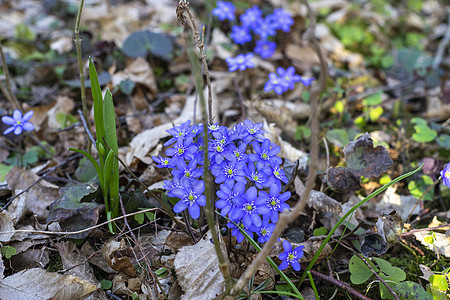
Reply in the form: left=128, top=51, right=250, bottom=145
left=126, top=91, right=201, bottom=166
left=46, top=96, right=75, bottom=132
left=101, top=240, right=137, bottom=277
left=81, top=242, right=116, bottom=274
left=377, top=185, right=420, bottom=220
left=414, top=231, right=450, bottom=258
left=294, top=177, right=342, bottom=214
left=111, top=57, right=157, bottom=95
left=0, top=257, right=4, bottom=280
left=174, top=230, right=229, bottom=300
left=6, top=167, right=59, bottom=220
left=7, top=190, right=28, bottom=225
left=0, top=211, right=15, bottom=242
left=0, top=268, right=97, bottom=300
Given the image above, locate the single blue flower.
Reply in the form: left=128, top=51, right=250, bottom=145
left=240, top=6, right=263, bottom=30
left=163, top=175, right=184, bottom=198
left=211, top=160, right=247, bottom=186
left=165, top=137, right=198, bottom=166
left=278, top=240, right=304, bottom=271
left=264, top=165, right=288, bottom=189
left=250, top=217, right=276, bottom=243
left=248, top=139, right=282, bottom=170
left=164, top=120, right=192, bottom=146
left=259, top=184, right=290, bottom=223
left=209, top=140, right=228, bottom=165
left=254, top=40, right=276, bottom=59
left=2, top=109, right=34, bottom=135
left=242, top=119, right=265, bottom=143
left=216, top=181, right=246, bottom=221
left=226, top=53, right=255, bottom=72
left=441, top=163, right=450, bottom=188
left=245, top=162, right=268, bottom=189
left=171, top=159, right=202, bottom=181
left=238, top=186, right=270, bottom=228
left=264, top=72, right=289, bottom=95
left=227, top=220, right=251, bottom=243
left=152, top=155, right=171, bottom=168
left=253, top=17, right=277, bottom=40
left=212, top=1, right=235, bottom=21
left=299, top=77, right=315, bottom=86
left=267, top=8, right=294, bottom=32
left=277, top=66, right=302, bottom=90
left=223, top=142, right=248, bottom=163
left=172, top=180, right=206, bottom=219
left=230, top=25, right=252, bottom=44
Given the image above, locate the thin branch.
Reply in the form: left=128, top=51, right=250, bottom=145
left=432, top=13, right=450, bottom=69
left=309, top=270, right=371, bottom=300
left=0, top=42, right=22, bottom=111
left=230, top=0, right=329, bottom=295
left=78, top=109, right=96, bottom=145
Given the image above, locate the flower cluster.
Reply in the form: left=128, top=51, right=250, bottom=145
left=213, top=2, right=294, bottom=72
left=1, top=109, right=34, bottom=135
left=153, top=119, right=291, bottom=247
left=264, top=66, right=314, bottom=95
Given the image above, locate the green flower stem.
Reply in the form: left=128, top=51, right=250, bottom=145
left=297, top=165, right=423, bottom=287
left=307, top=271, right=319, bottom=299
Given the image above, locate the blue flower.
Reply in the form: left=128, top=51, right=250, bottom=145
left=264, top=72, right=289, bottom=95
left=2, top=109, right=34, bottom=135
left=212, top=1, right=235, bottom=21
left=209, top=140, right=228, bottom=165
left=263, top=165, right=288, bottom=189
left=227, top=220, right=251, bottom=243
left=248, top=139, right=282, bottom=170
left=299, top=77, right=315, bottom=86
left=277, top=67, right=302, bottom=90
left=254, top=40, right=276, bottom=59
left=240, top=6, right=263, bottom=30
left=241, top=119, right=265, bottom=143
left=267, top=8, right=294, bottom=32
left=259, top=184, right=290, bottom=223
left=165, top=137, right=198, bottom=166
left=237, top=186, right=270, bottom=228
left=226, top=53, right=255, bottom=72
left=441, top=163, right=450, bottom=188
left=171, top=159, right=202, bottom=181
left=278, top=240, right=304, bottom=271
left=245, top=162, right=268, bottom=189
left=230, top=25, right=252, bottom=44
left=253, top=17, right=277, bottom=40
left=172, top=180, right=206, bottom=219
left=211, top=160, right=247, bottom=186
left=250, top=217, right=275, bottom=243
left=223, top=142, right=248, bottom=163
left=216, top=181, right=246, bottom=221
left=152, top=155, right=171, bottom=168
left=164, top=120, right=192, bottom=146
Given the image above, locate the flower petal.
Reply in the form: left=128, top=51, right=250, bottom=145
left=1, top=116, right=15, bottom=125
left=3, top=126, right=15, bottom=135
left=12, top=109, right=22, bottom=121
left=14, top=126, right=23, bottom=135
left=22, top=111, right=34, bottom=122
left=22, top=122, right=34, bottom=131
left=173, top=200, right=188, bottom=213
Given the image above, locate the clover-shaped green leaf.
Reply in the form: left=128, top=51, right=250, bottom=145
left=394, top=281, right=433, bottom=300
left=349, top=255, right=373, bottom=285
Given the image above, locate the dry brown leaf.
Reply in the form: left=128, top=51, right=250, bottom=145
left=55, top=241, right=98, bottom=285
left=0, top=268, right=97, bottom=300
left=101, top=240, right=137, bottom=277
left=174, top=230, right=229, bottom=300
left=9, top=248, right=50, bottom=271
left=46, top=95, right=75, bottom=132
left=294, top=177, right=342, bottom=214
left=6, top=167, right=59, bottom=220
left=111, top=57, right=157, bottom=95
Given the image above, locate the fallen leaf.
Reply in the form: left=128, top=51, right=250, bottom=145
left=294, top=177, right=342, bottom=214
left=414, top=231, right=450, bottom=258
left=6, top=167, right=59, bottom=220
left=0, top=211, right=15, bottom=242
left=47, top=183, right=100, bottom=239
left=9, top=248, right=50, bottom=271
left=343, top=133, right=393, bottom=178
left=0, top=268, right=97, bottom=300
left=55, top=242, right=98, bottom=285
left=327, top=166, right=362, bottom=192
left=101, top=240, right=137, bottom=277
left=174, top=230, right=229, bottom=300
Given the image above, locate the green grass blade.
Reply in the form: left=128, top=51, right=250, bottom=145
left=89, top=57, right=104, bottom=143
left=68, top=147, right=103, bottom=184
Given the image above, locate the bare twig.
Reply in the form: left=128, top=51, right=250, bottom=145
left=0, top=42, right=22, bottom=111
left=432, top=13, right=450, bottom=69
left=74, top=0, right=91, bottom=153
left=230, top=0, right=329, bottom=295
left=78, top=109, right=96, bottom=145
left=309, top=270, right=371, bottom=300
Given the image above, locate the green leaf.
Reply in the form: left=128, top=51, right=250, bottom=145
left=122, top=30, right=174, bottom=60
left=119, top=79, right=135, bottom=96
left=429, top=274, right=448, bottom=291
left=313, top=227, right=327, bottom=236
left=134, top=212, right=145, bottom=225
left=412, top=125, right=437, bottom=143
left=373, top=257, right=406, bottom=282
left=55, top=111, right=78, bottom=129
left=295, top=125, right=311, bottom=141
left=424, top=233, right=435, bottom=244
left=349, top=255, right=373, bottom=285
left=15, top=24, right=36, bottom=41
left=74, top=157, right=99, bottom=183
left=369, top=106, right=384, bottom=122
left=103, top=150, right=115, bottom=187
left=1, top=246, right=16, bottom=259
left=89, top=58, right=105, bottom=144
left=363, top=91, right=383, bottom=106
left=408, top=175, right=434, bottom=201
left=69, top=148, right=103, bottom=185
left=155, top=267, right=168, bottom=277
left=326, top=129, right=349, bottom=148
left=0, top=164, right=13, bottom=182
left=100, top=279, right=112, bottom=290
left=436, top=134, right=450, bottom=148
left=394, top=281, right=433, bottom=300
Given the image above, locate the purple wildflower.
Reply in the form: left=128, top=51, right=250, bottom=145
left=441, top=163, right=450, bottom=188
left=254, top=40, right=276, bottom=59
left=212, top=1, right=235, bottom=21
left=2, top=109, right=34, bottom=135
left=225, top=53, right=255, bottom=72
left=278, top=240, right=304, bottom=271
